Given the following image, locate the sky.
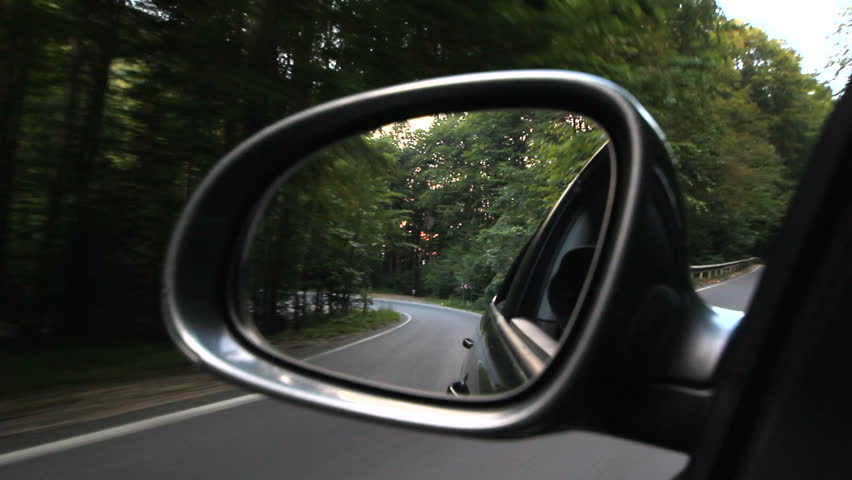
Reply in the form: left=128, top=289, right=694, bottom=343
left=716, top=0, right=850, bottom=93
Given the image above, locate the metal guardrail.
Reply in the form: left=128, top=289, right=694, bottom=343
left=690, top=257, right=760, bottom=280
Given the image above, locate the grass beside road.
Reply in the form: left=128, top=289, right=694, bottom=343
left=1, top=310, right=401, bottom=398
left=0, top=310, right=402, bottom=432
left=270, top=309, right=401, bottom=342
left=0, top=341, right=190, bottom=396
left=420, top=297, right=485, bottom=315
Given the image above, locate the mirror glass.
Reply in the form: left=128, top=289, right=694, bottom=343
left=239, top=110, right=610, bottom=397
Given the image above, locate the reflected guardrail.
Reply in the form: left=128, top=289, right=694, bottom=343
left=690, top=257, right=760, bottom=280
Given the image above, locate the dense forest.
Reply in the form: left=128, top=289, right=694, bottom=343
left=1, top=0, right=838, bottom=341
left=244, top=111, right=605, bottom=333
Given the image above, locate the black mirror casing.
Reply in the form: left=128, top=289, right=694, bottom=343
left=162, top=70, right=725, bottom=451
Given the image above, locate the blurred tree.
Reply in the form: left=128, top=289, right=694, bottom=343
left=0, top=0, right=836, bottom=340
left=828, top=5, right=852, bottom=96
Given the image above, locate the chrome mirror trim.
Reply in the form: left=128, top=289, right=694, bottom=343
left=162, top=70, right=666, bottom=436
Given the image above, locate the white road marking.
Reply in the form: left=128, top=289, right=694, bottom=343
left=0, top=394, right=264, bottom=467
left=0, top=310, right=418, bottom=467
left=303, top=312, right=412, bottom=362
left=0, top=288, right=750, bottom=467
left=695, top=265, right=763, bottom=292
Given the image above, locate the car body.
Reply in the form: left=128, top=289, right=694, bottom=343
left=163, top=70, right=852, bottom=464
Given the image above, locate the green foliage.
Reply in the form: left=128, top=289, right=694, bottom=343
left=0, top=341, right=189, bottom=395
left=828, top=5, right=852, bottom=95
left=267, top=309, right=401, bottom=343
left=388, top=111, right=607, bottom=304
left=243, top=136, right=405, bottom=333
left=0, top=0, right=836, bottom=341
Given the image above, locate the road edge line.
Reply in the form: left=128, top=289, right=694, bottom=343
left=1, top=309, right=415, bottom=466
left=0, top=394, right=264, bottom=467
left=303, top=312, right=412, bottom=362
left=1, top=301, right=470, bottom=465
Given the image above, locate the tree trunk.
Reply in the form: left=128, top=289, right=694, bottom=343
left=33, top=35, right=85, bottom=334
left=288, top=6, right=317, bottom=112
left=314, top=290, right=323, bottom=314
left=64, top=34, right=115, bottom=333
left=241, top=0, right=280, bottom=136
left=0, top=0, right=37, bottom=313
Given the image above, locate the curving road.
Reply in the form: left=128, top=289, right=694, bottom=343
left=696, top=266, right=763, bottom=312
left=307, top=299, right=478, bottom=393
left=0, top=270, right=763, bottom=479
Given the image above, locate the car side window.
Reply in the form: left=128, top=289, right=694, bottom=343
left=501, top=148, right=612, bottom=339
left=535, top=172, right=609, bottom=338
left=494, top=238, right=532, bottom=306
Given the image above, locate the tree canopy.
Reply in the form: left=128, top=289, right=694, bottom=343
left=0, top=0, right=837, bottom=340
left=243, top=110, right=606, bottom=331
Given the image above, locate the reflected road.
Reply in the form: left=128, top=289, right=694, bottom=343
left=308, top=300, right=478, bottom=393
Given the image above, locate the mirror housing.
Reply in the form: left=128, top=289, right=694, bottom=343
left=162, top=70, right=726, bottom=451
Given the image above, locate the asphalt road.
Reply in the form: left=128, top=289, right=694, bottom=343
left=0, top=272, right=763, bottom=479
left=306, top=299, right=478, bottom=393
left=696, top=266, right=763, bottom=311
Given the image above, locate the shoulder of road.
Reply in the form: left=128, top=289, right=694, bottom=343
left=0, top=298, right=421, bottom=448
left=0, top=279, right=751, bottom=453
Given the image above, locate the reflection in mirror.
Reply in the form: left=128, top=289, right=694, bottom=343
left=240, top=110, right=610, bottom=397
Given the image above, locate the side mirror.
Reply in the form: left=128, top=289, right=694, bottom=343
left=163, top=71, right=734, bottom=451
